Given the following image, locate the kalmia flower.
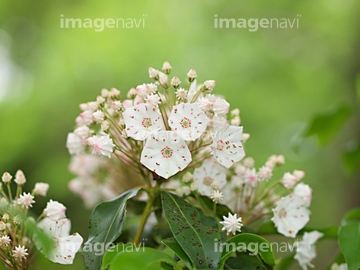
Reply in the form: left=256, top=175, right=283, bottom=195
left=86, top=135, right=115, bottom=158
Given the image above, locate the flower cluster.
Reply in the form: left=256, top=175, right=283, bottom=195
left=0, top=170, right=82, bottom=269
left=66, top=61, right=246, bottom=204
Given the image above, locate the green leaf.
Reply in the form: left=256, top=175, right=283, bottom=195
left=338, top=222, right=360, bottom=270
left=219, top=233, right=276, bottom=269
left=161, top=191, right=223, bottom=269
left=82, top=187, right=141, bottom=270
left=343, top=141, right=360, bottom=175
left=197, top=195, right=234, bottom=219
left=342, top=207, right=360, bottom=223
left=162, top=238, right=193, bottom=269
left=277, top=254, right=295, bottom=270
left=224, top=252, right=267, bottom=270
left=303, top=105, right=351, bottom=145
left=101, top=243, right=134, bottom=270
left=109, top=247, right=178, bottom=270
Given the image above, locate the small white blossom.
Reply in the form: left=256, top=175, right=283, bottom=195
left=331, top=263, right=348, bottom=270
left=2, top=172, right=12, bottom=183
left=12, top=245, right=28, bottom=260
left=210, top=190, right=223, bottom=203
left=14, top=170, right=26, bottom=185
left=220, top=213, right=243, bottom=235
left=145, top=93, right=161, bottom=106
left=74, top=125, right=91, bottom=140
left=0, top=221, right=6, bottom=230
left=148, top=67, right=159, bottom=79
left=123, top=103, right=165, bottom=141
left=193, top=159, right=226, bottom=196
left=230, top=116, right=241, bottom=126
left=162, top=61, right=172, bottom=74
left=203, top=80, right=216, bottom=92
left=294, top=231, right=323, bottom=270
left=213, top=98, right=229, bottom=115
left=66, top=133, right=85, bottom=155
left=190, top=182, right=197, bottom=191
left=281, top=172, right=300, bottom=189
left=168, top=103, right=208, bottom=141
left=33, top=182, right=50, bottom=196
left=2, top=213, right=9, bottom=220
left=158, top=72, right=168, bottom=87
left=197, top=97, right=213, bottom=112
left=109, top=88, right=120, bottom=98
left=0, top=236, right=10, bottom=246
left=76, top=110, right=93, bottom=126
left=111, top=100, right=122, bottom=111
left=271, top=194, right=310, bottom=238
left=17, top=192, right=35, bottom=209
left=187, top=68, right=197, bottom=82
left=293, top=183, right=312, bottom=207
left=243, top=157, right=255, bottom=168
left=140, top=131, right=192, bottom=179
left=244, top=168, right=259, bottom=187
left=182, top=172, right=193, bottom=183
left=44, top=200, right=66, bottom=220
left=212, top=124, right=245, bottom=168
left=86, top=135, right=115, bottom=158
left=258, top=166, right=273, bottom=181
left=175, top=88, right=188, bottom=100
left=92, top=110, right=105, bottom=123
left=101, top=120, right=110, bottom=131
left=171, top=76, right=181, bottom=88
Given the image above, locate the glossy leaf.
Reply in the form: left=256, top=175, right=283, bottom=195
left=109, top=247, right=178, bottom=270
left=343, top=142, right=360, bottom=175
left=162, top=238, right=193, bottom=269
left=82, top=187, right=141, bottom=270
left=101, top=243, right=134, bottom=270
left=338, top=222, right=360, bottom=270
left=224, top=252, right=267, bottom=270
left=219, top=233, right=276, bottom=269
left=161, top=191, right=222, bottom=269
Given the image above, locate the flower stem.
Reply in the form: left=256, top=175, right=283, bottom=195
left=133, top=191, right=155, bottom=245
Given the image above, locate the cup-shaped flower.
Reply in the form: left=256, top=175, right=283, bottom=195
left=212, top=124, right=245, bottom=168
left=193, top=159, right=226, bottom=196
left=44, top=200, right=66, bottom=220
left=294, top=231, right=323, bottom=270
left=271, top=194, right=310, bottom=238
left=168, top=103, right=208, bottom=141
left=293, top=183, right=312, bottom=207
left=123, top=103, right=165, bottom=141
left=140, top=131, right=192, bottom=179
left=37, top=218, right=83, bottom=265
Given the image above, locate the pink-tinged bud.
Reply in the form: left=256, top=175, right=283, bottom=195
left=204, top=80, right=216, bottom=92
left=213, top=98, right=230, bottom=115
left=158, top=72, right=168, bottom=87
left=187, top=68, right=197, bottom=82
left=175, top=88, right=188, bottom=100
left=92, top=110, right=105, bottom=123
left=2, top=172, right=12, bottom=183
left=127, top=88, right=137, bottom=99
left=162, top=61, right=172, bottom=74
left=293, top=170, right=305, bottom=180
left=96, top=96, right=105, bottom=104
left=171, top=76, right=181, bottom=88
left=111, top=100, right=122, bottom=111
left=14, top=170, right=26, bottom=185
left=148, top=67, right=159, bottom=79
left=109, top=88, right=120, bottom=98
left=33, top=182, right=49, bottom=196
left=101, top=88, right=109, bottom=98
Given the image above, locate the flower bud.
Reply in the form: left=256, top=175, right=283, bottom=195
left=175, top=88, right=188, bottom=100
left=96, top=96, right=105, bottom=104
left=101, top=120, right=110, bottom=131
left=203, top=80, right=216, bottom=92
left=33, top=183, right=49, bottom=196
left=127, top=88, right=137, bottom=99
left=148, top=67, right=159, bottom=79
left=101, top=88, right=109, bottom=98
left=182, top=172, right=193, bottom=183
left=171, top=76, right=181, bottom=88
left=162, top=61, right=172, bottom=74
left=2, top=172, right=12, bottom=184
left=158, top=72, right=168, bottom=87
left=187, top=68, right=197, bottom=82
left=14, top=170, right=26, bottom=185
left=44, top=200, right=66, bottom=220
left=109, top=88, right=120, bottom=99
left=92, top=110, right=105, bottom=123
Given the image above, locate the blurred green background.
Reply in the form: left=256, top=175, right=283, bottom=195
left=0, top=0, right=359, bottom=269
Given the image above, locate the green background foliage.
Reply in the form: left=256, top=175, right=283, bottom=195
left=0, top=0, right=359, bottom=268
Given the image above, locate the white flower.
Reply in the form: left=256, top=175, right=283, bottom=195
left=293, top=183, right=312, bottom=207
left=14, top=170, right=26, bottom=185
left=281, top=172, right=299, bottom=189
left=168, top=103, right=208, bottom=141
left=162, top=61, right=172, bottom=73
left=243, top=157, right=254, bottom=168
left=76, top=110, right=93, bottom=126
left=0, top=235, right=10, bottom=246
left=74, top=125, right=91, bottom=139
left=171, top=76, right=181, bottom=87
left=2, top=172, right=12, bottom=183
left=158, top=72, right=168, bottom=87
left=37, top=218, right=83, bottom=265
left=148, top=67, right=159, bottom=79
left=212, top=124, right=245, bottom=168
left=92, top=110, right=105, bottom=123
left=145, top=93, right=161, bottom=106
left=213, top=98, right=230, bottom=115
left=220, top=213, right=243, bottom=235
left=140, top=131, right=192, bottom=179
left=204, top=80, right=216, bottom=91
left=182, top=172, right=193, bottom=183
left=231, top=116, right=241, bottom=126
left=271, top=194, right=310, bottom=238
left=0, top=221, right=6, bottom=230
left=33, top=182, right=50, bottom=196
left=86, top=135, right=115, bottom=158
left=44, top=200, right=66, bottom=220
left=244, top=168, right=259, bottom=187
left=294, top=231, right=323, bottom=270
left=331, top=263, right=348, bottom=270
left=66, top=133, right=85, bottom=155
left=123, top=103, right=165, bottom=141
left=210, top=190, right=224, bottom=203
left=187, top=68, right=197, bottom=82
left=175, top=88, right=188, bottom=100
left=17, top=192, right=35, bottom=209
left=12, top=245, right=28, bottom=260
left=197, top=97, right=213, bottom=112
left=258, top=166, right=273, bottom=181
left=193, top=159, right=226, bottom=196
left=136, top=83, right=157, bottom=98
